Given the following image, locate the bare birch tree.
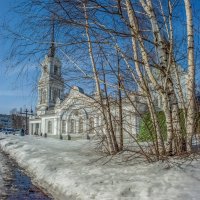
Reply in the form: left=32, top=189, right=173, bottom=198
left=184, top=0, right=196, bottom=152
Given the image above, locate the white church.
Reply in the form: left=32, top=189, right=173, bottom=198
left=29, top=39, right=148, bottom=138
left=29, top=34, right=187, bottom=138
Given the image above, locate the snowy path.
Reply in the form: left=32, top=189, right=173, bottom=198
left=0, top=134, right=200, bottom=200
left=0, top=148, right=51, bottom=199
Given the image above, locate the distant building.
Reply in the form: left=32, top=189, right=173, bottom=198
left=11, top=114, right=26, bottom=130
left=0, top=114, right=12, bottom=129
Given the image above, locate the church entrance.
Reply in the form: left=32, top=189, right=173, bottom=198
left=35, top=123, right=39, bottom=135
left=64, top=109, right=88, bottom=134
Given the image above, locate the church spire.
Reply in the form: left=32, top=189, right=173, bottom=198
left=48, top=14, right=55, bottom=58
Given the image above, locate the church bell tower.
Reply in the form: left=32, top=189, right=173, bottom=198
left=37, top=16, right=64, bottom=114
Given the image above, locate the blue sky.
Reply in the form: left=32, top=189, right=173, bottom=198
left=0, top=0, right=38, bottom=114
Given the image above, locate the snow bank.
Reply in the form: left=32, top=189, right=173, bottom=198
left=0, top=134, right=200, bottom=200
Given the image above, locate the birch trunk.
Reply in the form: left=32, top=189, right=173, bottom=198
left=102, top=64, right=119, bottom=153
left=140, top=0, right=183, bottom=153
left=117, top=55, right=124, bottom=151
left=184, top=0, right=196, bottom=152
left=83, top=3, right=115, bottom=154
left=125, top=0, right=165, bottom=155
left=140, top=0, right=167, bottom=67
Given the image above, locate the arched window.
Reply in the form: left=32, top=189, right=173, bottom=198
left=40, top=89, right=46, bottom=104
left=40, top=89, right=43, bottom=104
left=136, top=117, right=140, bottom=134
left=36, top=123, right=39, bottom=134
left=96, top=116, right=99, bottom=127
left=54, top=65, right=58, bottom=75
left=43, top=90, right=46, bottom=103
left=50, top=87, right=52, bottom=100
left=62, top=120, right=66, bottom=134
left=79, top=117, right=83, bottom=133
left=70, top=119, right=75, bottom=133
left=58, top=89, right=61, bottom=99
left=53, top=89, right=58, bottom=103
left=89, top=117, right=94, bottom=134
left=48, top=121, right=52, bottom=133
left=114, top=123, right=119, bottom=133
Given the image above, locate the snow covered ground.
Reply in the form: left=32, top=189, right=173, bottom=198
left=0, top=134, right=200, bottom=200
left=0, top=149, right=10, bottom=197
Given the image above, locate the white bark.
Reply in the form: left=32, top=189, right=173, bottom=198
left=125, top=0, right=165, bottom=155
left=83, top=3, right=100, bottom=96
left=184, top=0, right=196, bottom=151
left=140, top=0, right=167, bottom=67
left=83, top=3, right=115, bottom=154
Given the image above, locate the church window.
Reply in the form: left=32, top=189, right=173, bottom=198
left=114, top=123, right=119, bottom=133
left=135, top=116, right=140, bottom=134
left=40, top=89, right=43, bottom=104
left=53, top=89, right=58, bottom=102
left=48, top=121, right=52, bottom=133
left=40, top=89, right=46, bottom=104
left=50, top=87, right=52, bottom=100
left=96, top=116, right=99, bottom=127
left=70, top=119, right=75, bottom=133
left=62, top=120, right=66, bottom=133
left=74, top=110, right=79, bottom=116
left=54, top=65, right=58, bottom=75
left=113, top=117, right=119, bottom=133
left=36, top=123, right=39, bottom=134
left=89, top=117, right=94, bottom=134
left=42, top=90, right=46, bottom=103
left=79, top=117, right=83, bottom=133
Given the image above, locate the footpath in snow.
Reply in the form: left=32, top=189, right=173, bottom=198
left=0, top=134, right=200, bottom=200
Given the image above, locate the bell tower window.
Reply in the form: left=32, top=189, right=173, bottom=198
left=40, top=88, right=46, bottom=104
left=53, top=88, right=58, bottom=102
left=54, top=65, right=58, bottom=75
